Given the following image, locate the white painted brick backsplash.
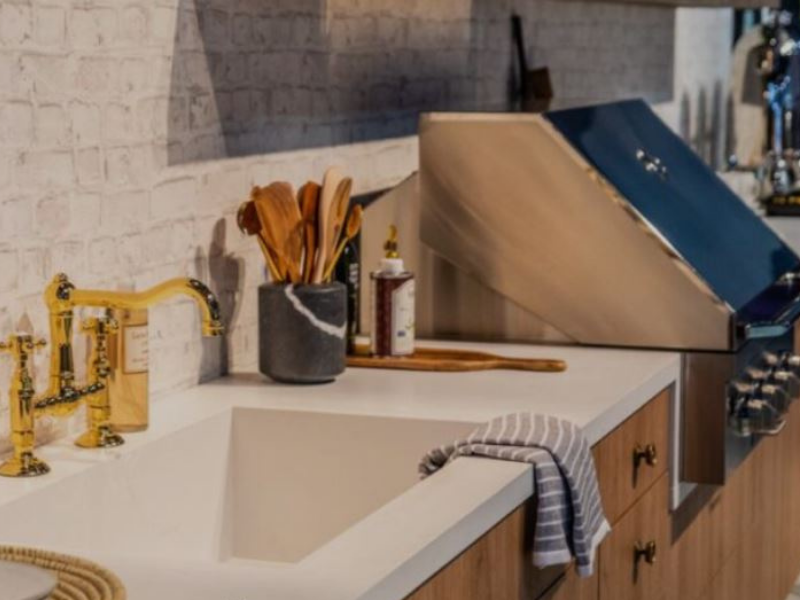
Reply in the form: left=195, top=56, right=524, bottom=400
left=1, top=102, right=34, bottom=146
left=36, top=104, right=71, bottom=146
left=35, top=6, right=66, bottom=47
left=1, top=3, right=33, bottom=46
left=35, top=195, right=70, bottom=238
left=0, top=249, right=18, bottom=292
left=0, top=0, right=732, bottom=454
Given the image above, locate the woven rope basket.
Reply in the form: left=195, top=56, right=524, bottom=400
left=0, top=546, right=126, bottom=600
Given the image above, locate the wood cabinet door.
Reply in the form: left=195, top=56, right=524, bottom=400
left=593, top=388, right=670, bottom=524
left=599, top=474, right=671, bottom=600
left=538, top=567, right=598, bottom=600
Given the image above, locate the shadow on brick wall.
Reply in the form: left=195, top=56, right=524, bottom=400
left=166, top=0, right=679, bottom=165
left=166, top=0, right=517, bottom=164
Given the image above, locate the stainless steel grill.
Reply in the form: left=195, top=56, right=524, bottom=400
left=418, top=100, right=800, bottom=485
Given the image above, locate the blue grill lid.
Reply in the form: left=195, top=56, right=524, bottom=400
left=545, top=99, right=800, bottom=312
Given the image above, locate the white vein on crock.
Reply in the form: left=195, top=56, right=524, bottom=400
left=284, top=285, right=347, bottom=339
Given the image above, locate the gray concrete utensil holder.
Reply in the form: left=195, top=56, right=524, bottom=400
left=259, top=282, right=347, bottom=384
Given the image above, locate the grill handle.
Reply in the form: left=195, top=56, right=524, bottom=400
left=744, top=297, right=800, bottom=340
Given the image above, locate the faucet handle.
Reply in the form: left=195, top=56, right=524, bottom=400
left=0, top=335, right=46, bottom=365
left=0, top=334, right=49, bottom=478
left=81, top=315, right=119, bottom=335
left=75, top=314, right=124, bottom=450
left=0, top=334, right=46, bottom=351
left=81, top=315, right=119, bottom=373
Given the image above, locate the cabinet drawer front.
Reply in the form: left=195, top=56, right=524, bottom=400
left=593, top=387, right=670, bottom=523
left=599, top=473, right=671, bottom=600
left=538, top=565, right=598, bottom=600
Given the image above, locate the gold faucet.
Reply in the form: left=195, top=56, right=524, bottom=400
left=0, top=274, right=224, bottom=477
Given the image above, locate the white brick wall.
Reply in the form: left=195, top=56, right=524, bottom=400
left=0, top=0, right=730, bottom=453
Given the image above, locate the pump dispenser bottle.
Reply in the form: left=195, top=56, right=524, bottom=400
left=370, top=225, right=415, bottom=357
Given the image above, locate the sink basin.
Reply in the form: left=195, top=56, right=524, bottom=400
left=0, top=409, right=474, bottom=565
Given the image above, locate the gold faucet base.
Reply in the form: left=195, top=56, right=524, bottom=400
left=74, top=426, right=124, bottom=449
left=0, top=453, right=50, bottom=478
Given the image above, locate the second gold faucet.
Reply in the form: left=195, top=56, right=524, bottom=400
left=0, top=274, right=224, bottom=478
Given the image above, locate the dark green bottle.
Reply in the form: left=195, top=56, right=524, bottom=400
left=334, top=236, right=360, bottom=354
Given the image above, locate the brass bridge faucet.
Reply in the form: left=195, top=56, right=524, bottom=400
left=0, top=274, right=224, bottom=478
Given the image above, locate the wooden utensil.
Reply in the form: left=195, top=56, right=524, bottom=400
left=324, top=177, right=353, bottom=277
left=298, top=181, right=321, bottom=283
left=270, top=182, right=305, bottom=281
left=322, top=204, right=363, bottom=282
left=313, top=167, right=345, bottom=283
left=253, top=183, right=304, bottom=283
left=236, top=199, right=282, bottom=281
left=347, top=346, right=567, bottom=373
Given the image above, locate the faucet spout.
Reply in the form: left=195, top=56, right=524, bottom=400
left=43, top=274, right=224, bottom=400
left=68, top=278, right=225, bottom=337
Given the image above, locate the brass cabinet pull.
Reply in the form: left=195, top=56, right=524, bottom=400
left=633, top=443, right=658, bottom=469
left=634, top=540, right=657, bottom=566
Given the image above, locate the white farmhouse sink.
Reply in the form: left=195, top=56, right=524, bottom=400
left=0, top=408, right=473, bottom=565
left=0, top=376, right=537, bottom=600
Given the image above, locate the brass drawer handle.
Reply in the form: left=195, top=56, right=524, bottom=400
left=634, top=540, right=657, bottom=566
left=633, top=443, right=658, bottom=469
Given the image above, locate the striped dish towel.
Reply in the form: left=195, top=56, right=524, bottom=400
left=419, top=414, right=610, bottom=577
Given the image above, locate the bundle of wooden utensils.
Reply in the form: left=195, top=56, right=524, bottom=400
left=237, top=167, right=363, bottom=284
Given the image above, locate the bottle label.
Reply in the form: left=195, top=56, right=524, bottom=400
left=123, top=325, right=149, bottom=374
left=391, top=279, right=415, bottom=356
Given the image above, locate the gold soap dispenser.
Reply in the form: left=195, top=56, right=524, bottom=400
left=107, top=308, right=149, bottom=431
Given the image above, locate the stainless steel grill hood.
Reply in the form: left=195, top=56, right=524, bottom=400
left=419, top=100, right=800, bottom=353
left=419, top=100, right=800, bottom=489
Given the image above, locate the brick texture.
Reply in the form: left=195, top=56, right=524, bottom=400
left=0, top=0, right=728, bottom=452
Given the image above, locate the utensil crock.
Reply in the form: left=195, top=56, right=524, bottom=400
left=258, top=282, right=347, bottom=384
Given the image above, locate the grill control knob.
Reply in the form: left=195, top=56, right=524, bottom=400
left=783, top=353, right=800, bottom=372
left=742, top=398, right=786, bottom=436
left=729, top=392, right=787, bottom=437
left=744, top=366, right=769, bottom=383
left=771, top=369, right=799, bottom=399
left=729, top=395, right=753, bottom=437
left=760, top=382, right=791, bottom=413
left=730, top=380, right=758, bottom=397
left=763, top=352, right=781, bottom=368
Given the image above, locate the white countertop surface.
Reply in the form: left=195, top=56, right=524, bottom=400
left=0, top=340, right=680, bottom=600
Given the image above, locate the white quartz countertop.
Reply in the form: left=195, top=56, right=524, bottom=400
left=0, top=340, right=680, bottom=600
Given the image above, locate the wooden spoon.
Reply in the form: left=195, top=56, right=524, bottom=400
left=323, top=204, right=363, bottom=282
left=324, top=177, right=353, bottom=276
left=298, top=181, right=321, bottom=283
left=253, top=183, right=304, bottom=283
left=313, top=167, right=345, bottom=283
left=269, top=182, right=304, bottom=280
left=236, top=199, right=282, bottom=281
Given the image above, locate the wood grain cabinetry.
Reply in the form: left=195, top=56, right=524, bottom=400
left=599, top=474, right=671, bottom=600
left=404, top=506, right=527, bottom=600
left=593, top=389, right=669, bottom=523
left=403, top=386, right=800, bottom=600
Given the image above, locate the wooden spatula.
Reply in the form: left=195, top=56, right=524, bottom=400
left=323, top=204, right=363, bottom=282
left=313, top=167, right=345, bottom=283
left=269, top=182, right=304, bottom=281
left=253, top=183, right=304, bottom=283
left=324, top=177, right=353, bottom=278
left=237, top=199, right=281, bottom=281
left=298, top=181, right=321, bottom=283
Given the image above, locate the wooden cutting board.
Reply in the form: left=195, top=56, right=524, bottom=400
left=347, top=346, right=566, bottom=373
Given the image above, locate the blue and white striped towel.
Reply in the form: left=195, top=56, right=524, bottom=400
left=419, top=414, right=610, bottom=577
